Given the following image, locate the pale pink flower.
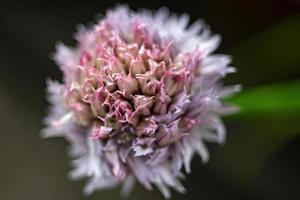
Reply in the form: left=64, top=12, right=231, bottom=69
left=43, top=5, right=240, bottom=198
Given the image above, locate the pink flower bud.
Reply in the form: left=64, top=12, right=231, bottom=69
left=149, top=60, right=167, bottom=79
left=84, top=87, right=109, bottom=117
left=157, top=119, right=188, bottom=146
left=116, top=74, right=139, bottom=97
left=69, top=102, right=92, bottom=126
left=135, top=118, right=158, bottom=137
left=65, top=82, right=83, bottom=105
left=163, top=72, right=186, bottom=96
left=91, top=122, right=113, bottom=139
left=153, top=87, right=171, bottom=114
left=133, top=95, right=154, bottom=116
left=136, top=73, right=160, bottom=96
left=130, top=57, right=147, bottom=76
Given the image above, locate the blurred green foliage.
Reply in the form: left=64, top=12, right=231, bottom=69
left=214, top=14, right=300, bottom=191
left=230, top=80, right=300, bottom=116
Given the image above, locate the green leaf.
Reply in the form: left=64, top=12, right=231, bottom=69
left=228, top=80, right=300, bottom=117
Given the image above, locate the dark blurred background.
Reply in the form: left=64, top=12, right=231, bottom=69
left=1, top=0, right=300, bottom=200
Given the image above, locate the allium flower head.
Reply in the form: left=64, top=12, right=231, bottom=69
left=43, top=5, right=240, bottom=198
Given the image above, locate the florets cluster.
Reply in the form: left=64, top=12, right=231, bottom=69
left=43, top=5, right=239, bottom=198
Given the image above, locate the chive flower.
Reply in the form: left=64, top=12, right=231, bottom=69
left=43, top=5, right=240, bottom=198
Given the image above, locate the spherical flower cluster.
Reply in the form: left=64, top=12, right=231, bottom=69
left=43, top=5, right=240, bottom=198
